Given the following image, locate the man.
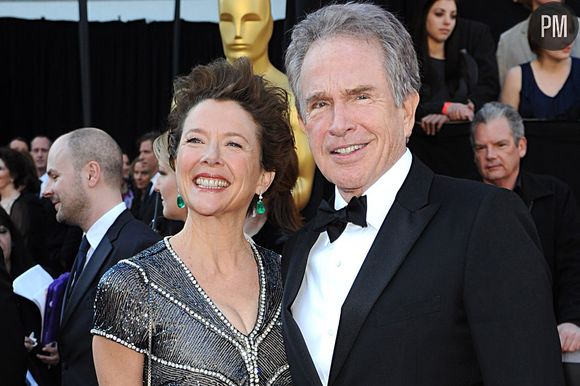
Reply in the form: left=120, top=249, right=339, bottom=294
left=282, top=3, right=564, bottom=385
left=30, top=135, right=52, bottom=195
left=9, top=137, right=29, bottom=153
left=496, top=0, right=580, bottom=85
left=471, top=102, right=580, bottom=360
left=137, top=131, right=183, bottom=235
left=39, top=128, right=160, bottom=386
left=136, top=132, right=159, bottom=224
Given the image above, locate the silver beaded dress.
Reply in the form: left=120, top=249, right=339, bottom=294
left=91, top=238, right=292, bottom=385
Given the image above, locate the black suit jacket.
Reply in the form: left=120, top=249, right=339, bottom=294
left=59, top=209, right=160, bottom=386
left=517, top=171, right=580, bottom=325
left=282, top=158, right=564, bottom=386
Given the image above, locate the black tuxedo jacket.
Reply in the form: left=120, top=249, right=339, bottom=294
left=282, top=158, right=564, bottom=386
left=59, top=209, right=160, bottom=386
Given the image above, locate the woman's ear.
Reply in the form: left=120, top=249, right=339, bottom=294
left=257, top=170, right=276, bottom=195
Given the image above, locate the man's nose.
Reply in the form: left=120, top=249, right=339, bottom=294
left=328, top=102, right=354, bottom=137
left=43, top=180, right=53, bottom=198
left=486, top=146, right=497, bottom=159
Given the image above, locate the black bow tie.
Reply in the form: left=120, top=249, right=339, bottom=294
left=313, top=195, right=368, bottom=243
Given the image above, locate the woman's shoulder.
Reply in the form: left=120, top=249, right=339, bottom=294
left=253, top=243, right=282, bottom=275
left=100, top=239, right=169, bottom=286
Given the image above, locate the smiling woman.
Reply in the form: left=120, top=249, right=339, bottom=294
left=91, top=57, right=299, bottom=386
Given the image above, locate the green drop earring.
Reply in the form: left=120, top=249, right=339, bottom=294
left=256, top=193, right=266, bottom=215
left=176, top=193, right=185, bottom=209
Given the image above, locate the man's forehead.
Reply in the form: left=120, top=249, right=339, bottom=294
left=140, top=140, right=153, bottom=150
left=31, top=137, right=51, bottom=148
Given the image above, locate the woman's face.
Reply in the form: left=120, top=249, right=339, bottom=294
left=175, top=99, right=274, bottom=219
left=154, top=162, right=186, bottom=221
left=540, top=43, right=573, bottom=61
left=0, top=224, right=12, bottom=261
left=426, top=0, right=457, bottom=44
left=122, top=154, right=131, bottom=180
left=0, top=158, right=14, bottom=193
left=132, top=161, right=151, bottom=190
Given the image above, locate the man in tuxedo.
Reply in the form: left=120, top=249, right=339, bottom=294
left=38, top=128, right=160, bottom=386
left=281, top=3, right=564, bottom=385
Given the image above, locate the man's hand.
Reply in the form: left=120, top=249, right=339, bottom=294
left=420, top=114, right=450, bottom=135
left=37, top=342, right=60, bottom=366
left=445, top=103, right=474, bottom=121
left=558, top=322, right=580, bottom=352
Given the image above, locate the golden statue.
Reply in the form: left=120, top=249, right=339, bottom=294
left=218, top=0, right=315, bottom=211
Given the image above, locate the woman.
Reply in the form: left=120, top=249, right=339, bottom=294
left=0, top=147, right=46, bottom=272
left=92, top=57, right=300, bottom=385
left=0, top=207, right=33, bottom=280
left=501, top=30, right=580, bottom=120
left=152, top=132, right=187, bottom=222
left=413, top=0, right=499, bottom=134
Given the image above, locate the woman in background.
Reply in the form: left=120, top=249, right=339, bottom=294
left=413, top=0, right=499, bottom=134
left=152, top=132, right=187, bottom=222
left=0, top=148, right=46, bottom=271
left=501, top=28, right=580, bottom=120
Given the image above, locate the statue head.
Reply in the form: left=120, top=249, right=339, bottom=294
left=218, top=0, right=273, bottom=63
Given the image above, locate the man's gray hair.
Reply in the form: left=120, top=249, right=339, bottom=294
left=66, top=128, right=123, bottom=189
left=470, top=102, right=525, bottom=146
left=284, top=2, right=421, bottom=118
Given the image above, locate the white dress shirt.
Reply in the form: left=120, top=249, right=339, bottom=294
left=83, top=202, right=126, bottom=268
left=291, top=149, right=412, bottom=385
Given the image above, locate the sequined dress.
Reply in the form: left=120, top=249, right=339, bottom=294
left=91, top=238, right=292, bottom=385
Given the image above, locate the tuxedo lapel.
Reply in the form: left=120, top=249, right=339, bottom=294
left=282, top=228, right=324, bottom=386
left=328, top=159, right=440, bottom=384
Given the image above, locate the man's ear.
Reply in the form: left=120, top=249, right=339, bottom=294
left=518, top=136, right=527, bottom=158
left=402, top=91, right=420, bottom=139
left=86, top=161, right=101, bottom=188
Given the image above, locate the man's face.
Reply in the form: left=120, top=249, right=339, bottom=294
left=218, top=0, right=272, bottom=62
left=139, top=140, right=158, bottom=172
left=473, top=117, right=527, bottom=188
left=298, top=36, right=418, bottom=200
left=43, top=139, right=88, bottom=227
left=132, top=161, right=151, bottom=190
left=30, top=136, right=51, bottom=174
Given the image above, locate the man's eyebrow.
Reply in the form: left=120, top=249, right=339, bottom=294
left=305, top=91, right=327, bottom=106
left=344, top=85, right=375, bottom=96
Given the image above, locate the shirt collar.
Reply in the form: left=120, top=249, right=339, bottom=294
left=334, top=148, right=412, bottom=230
left=85, top=202, right=126, bottom=251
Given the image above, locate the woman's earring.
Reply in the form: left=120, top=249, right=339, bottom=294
left=176, top=193, right=185, bottom=209
left=256, top=192, right=266, bottom=215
